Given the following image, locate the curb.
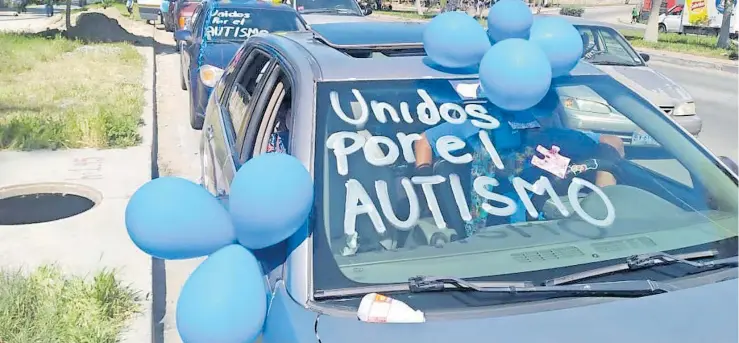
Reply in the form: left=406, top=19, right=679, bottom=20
left=640, top=48, right=738, bottom=73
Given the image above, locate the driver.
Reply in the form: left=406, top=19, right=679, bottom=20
left=413, top=103, right=624, bottom=237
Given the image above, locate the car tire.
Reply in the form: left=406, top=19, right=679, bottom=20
left=180, top=56, right=188, bottom=91
left=189, top=92, right=204, bottom=130
left=658, top=24, right=666, bottom=33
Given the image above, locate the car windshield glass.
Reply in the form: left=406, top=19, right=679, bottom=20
left=203, top=7, right=301, bottom=43
left=576, top=25, right=644, bottom=66
left=295, top=0, right=361, bottom=14
left=311, top=72, right=737, bottom=294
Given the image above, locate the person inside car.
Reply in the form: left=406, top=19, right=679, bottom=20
left=266, top=104, right=292, bottom=154
left=413, top=98, right=625, bottom=238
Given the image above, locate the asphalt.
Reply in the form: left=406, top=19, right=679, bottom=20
left=650, top=61, right=739, bottom=160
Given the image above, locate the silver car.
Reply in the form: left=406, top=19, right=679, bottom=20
left=557, top=16, right=702, bottom=138
left=197, top=22, right=739, bottom=341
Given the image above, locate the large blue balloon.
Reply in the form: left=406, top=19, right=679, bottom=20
left=487, top=0, right=534, bottom=43
left=177, top=244, right=266, bottom=343
left=528, top=16, right=584, bottom=78
left=478, top=38, right=552, bottom=111
left=229, top=153, right=314, bottom=250
left=126, top=177, right=236, bottom=260
left=423, top=11, right=491, bottom=69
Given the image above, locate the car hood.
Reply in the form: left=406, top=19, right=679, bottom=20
left=595, top=65, right=693, bottom=107
left=317, top=278, right=738, bottom=343
left=302, top=13, right=387, bottom=24
left=200, top=42, right=241, bottom=69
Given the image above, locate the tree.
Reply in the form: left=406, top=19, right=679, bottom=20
left=65, top=0, right=71, bottom=30
left=415, top=0, right=424, bottom=15
left=717, top=0, right=735, bottom=48
left=643, top=0, right=663, bottom=42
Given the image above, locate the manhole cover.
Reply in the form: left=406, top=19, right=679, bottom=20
left=0, top=183, right=102, bottom=226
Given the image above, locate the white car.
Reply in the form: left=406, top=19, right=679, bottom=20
left=551, top=16, right=702, bottom=137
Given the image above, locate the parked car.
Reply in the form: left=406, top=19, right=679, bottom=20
left=162, top=0, right=179, bottom=32
left=289, top=0, right=375, bottom=24
left=176, top=0, right=306, bottom=129
left=138, top=0, right=162, bottom=24
left=173, top=0, right=201, bottom=51
left=547, top=16, right=703, bottom=138
left=199, top=22, right=737, bottom=343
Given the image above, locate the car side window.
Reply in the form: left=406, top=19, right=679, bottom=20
left=227, top=50, right=273, bottom=136
left=254, top=78, right=292, bottom=156
left=190, top=5, right=205, bottom=37
left=238, top=64, right=290, bottom=163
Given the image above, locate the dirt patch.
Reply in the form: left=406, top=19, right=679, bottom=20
left=66, top=11, right=144, bottom=44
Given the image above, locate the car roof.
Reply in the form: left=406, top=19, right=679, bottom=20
left=254, top=21, right=609, bottom=82
left=537, top=14, right=616, bottom=28
left=203, top=0, right=295, bottom=11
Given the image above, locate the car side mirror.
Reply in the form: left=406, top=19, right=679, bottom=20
left=175, top=29, right=193, bottom=43
left=363, top=6, right=372, bottom=15
left=639, top=52, right=650, bottom=62
left=719, top=156, right=738, bottom=175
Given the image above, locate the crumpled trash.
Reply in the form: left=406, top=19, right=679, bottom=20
left=357, top=293, right=426, bottom=323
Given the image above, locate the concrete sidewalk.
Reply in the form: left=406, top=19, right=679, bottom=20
left=0, top=8, right=157, bottom=343
left=639, top=46, right=739, bottom=74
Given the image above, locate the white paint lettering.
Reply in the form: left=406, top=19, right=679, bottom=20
left=436, top=135, right=472, bottom=164
left=376, top=178, right=420, bottom=230
left=344, top=179, right=386, bottom=235
left=568, top=177, right=616, bottom=227
left=473, top=176, right=518, bottom=217
left=411, top=175, right=447, bottom=229
left=326, top=132, right=365, bottom=176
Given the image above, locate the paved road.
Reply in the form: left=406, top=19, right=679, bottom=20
left=649, top=61, right=739, bottom=160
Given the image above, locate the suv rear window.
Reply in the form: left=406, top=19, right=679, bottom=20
left=204, top=7, right=302, bottom=42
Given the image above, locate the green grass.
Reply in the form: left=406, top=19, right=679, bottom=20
left=620, top=30, right=738, bottom=59
left=0, top=32, right=144, bottom=150
left=373, top=10, right=737, bottom=59
left=0, top=266, right=140, bottom=343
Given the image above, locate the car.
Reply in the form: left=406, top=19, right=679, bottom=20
left=173, top=0, right=201, bottom=51
left=176, top=0, right=307, bottom=129
left=162, top=0, right=179, bottom=32
left=199, top=22, right=737, bottom=343
left=549, top=15, right=703, bottom=137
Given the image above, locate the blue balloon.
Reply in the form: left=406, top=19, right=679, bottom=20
left=528, top=16, right=584, bottom=77
left=423, top=11, right=491, bottom=69
left=125, top=177, right=236, bottom=260
left=229, top=153, right=314, bottom=250
left=487, top=0, right=533, bottom=43
left=478, top=38, right=552, bottom=111
left=177, top=244, right=266, bottom=343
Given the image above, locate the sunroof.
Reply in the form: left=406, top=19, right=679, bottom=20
left=310, top=22, right=426, bottom=47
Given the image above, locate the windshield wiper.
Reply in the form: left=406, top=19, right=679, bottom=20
left=545, top=250, right=737, bottom=286
left=301, top=8, right=357, bottom=14
left=587, top=60, right=637, bottom=66
left=313, top=276, right=670, bottom=300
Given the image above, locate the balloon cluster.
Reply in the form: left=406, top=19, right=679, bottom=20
left=125, top=153, right=314, bottom=343
left=423, top=0, right=584, bottom=111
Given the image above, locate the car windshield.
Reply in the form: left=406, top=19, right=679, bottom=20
left=311, top=73, right=737, bottom=294
left=295, top=0, right=362, bottom=15
left=576, top=24, right=645, bottom=66
left=203, top=7, right=301, bottom=43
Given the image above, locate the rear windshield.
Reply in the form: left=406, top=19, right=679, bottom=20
left=204, top=7, right=302, bottom=42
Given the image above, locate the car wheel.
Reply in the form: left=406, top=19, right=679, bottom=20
left=658, top=24, right=666, bottom=33
left=189, top=92, right=204, bottom=130
left=180, top=57, right=188, bottom=91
